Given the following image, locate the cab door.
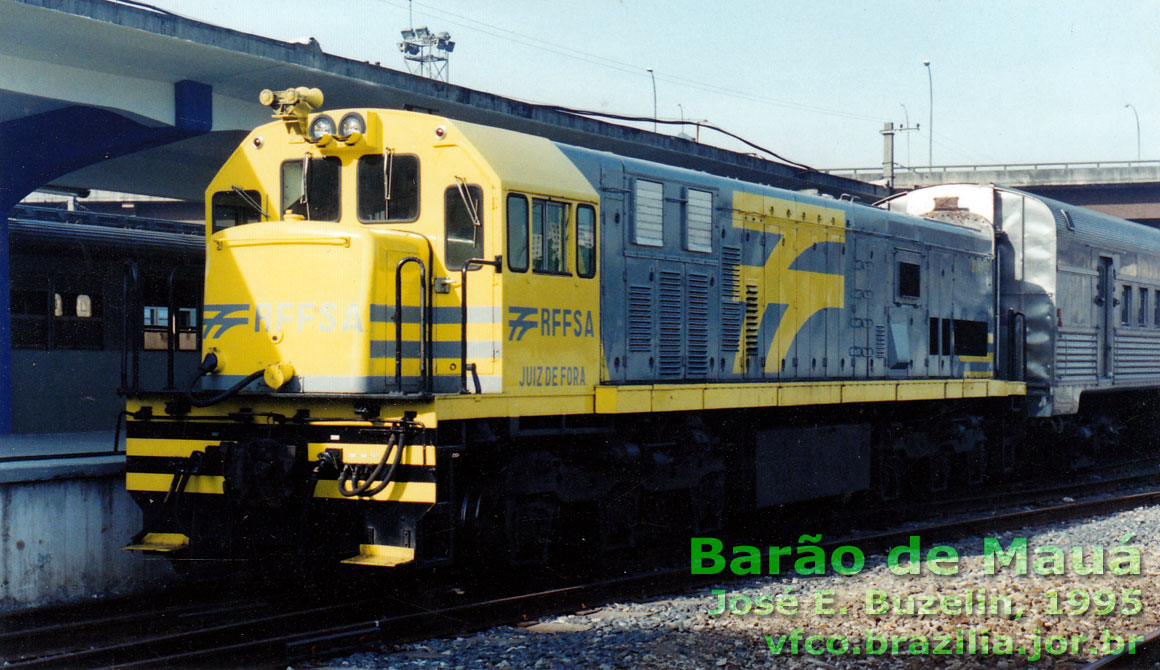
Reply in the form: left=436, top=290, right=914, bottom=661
left=501, top=194, right=601, bottom=394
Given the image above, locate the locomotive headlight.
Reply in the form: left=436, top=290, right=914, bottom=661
left=308, top=114, right=336, bottom=141
left=338, top=113, right=365, bottom=137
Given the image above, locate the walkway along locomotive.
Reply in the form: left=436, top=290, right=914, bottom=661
left=123, top=87, right=1155, bottom=567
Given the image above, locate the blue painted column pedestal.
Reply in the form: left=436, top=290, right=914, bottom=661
left=0, top=80, right=212, bottom=434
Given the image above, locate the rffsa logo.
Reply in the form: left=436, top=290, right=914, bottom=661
left=203, top=303, right=364, bottom=338
left=507, top=306, right=595, bottom=341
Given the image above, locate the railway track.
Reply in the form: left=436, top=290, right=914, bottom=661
left=5, top=475, right=1160, bottom=669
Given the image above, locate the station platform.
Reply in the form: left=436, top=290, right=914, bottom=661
left=0, top=431, right=178, bottom=613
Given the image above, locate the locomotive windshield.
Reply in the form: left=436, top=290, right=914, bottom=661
left=357, top=153, right=420, bottom=223
left=281, top=157, right=340, bottom=221
left=211, top=189, right=263, bottom=233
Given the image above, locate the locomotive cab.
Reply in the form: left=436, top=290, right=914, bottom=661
left=197, top=89, right=599, bottom=398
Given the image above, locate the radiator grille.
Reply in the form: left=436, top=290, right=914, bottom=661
left=658, top=270, right=683, bottom=377
left=687, top=272, right=710, bottom=376
left=720, top=246, right=742, bottom=353
left=627, top=284, right=652, bottom=352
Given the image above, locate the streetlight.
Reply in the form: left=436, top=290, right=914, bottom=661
left=923, top=60, right=933, bottom=169
left=1125, top=103, right=1141, bottom=161
left=647, top=67, right=657, bottom=133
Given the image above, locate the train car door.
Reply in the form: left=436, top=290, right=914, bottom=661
left=1096, top=256, right=1114, bottom=379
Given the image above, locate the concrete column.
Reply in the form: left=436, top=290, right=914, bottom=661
left=0, top=80, right=211, bottom=433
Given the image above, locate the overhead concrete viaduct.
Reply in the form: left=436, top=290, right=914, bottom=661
left=830, top=161, right=1160, bottom=227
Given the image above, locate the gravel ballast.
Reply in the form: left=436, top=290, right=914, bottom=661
left=318, top=503, right=1160, bottom=669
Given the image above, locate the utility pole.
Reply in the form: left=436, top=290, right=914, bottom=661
left=882, top=121, right=919, bottom=186
left=924, top=60, right=933, bottom=169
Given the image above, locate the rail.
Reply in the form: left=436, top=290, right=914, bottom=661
left=393, top=257, right=429, bottom=394
left=459, top=257, right=501, bottom=394
left=1008, top=309, right=1026, bottom=381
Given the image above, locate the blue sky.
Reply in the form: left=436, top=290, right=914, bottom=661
left=152, top=0, right=1158, bottom=170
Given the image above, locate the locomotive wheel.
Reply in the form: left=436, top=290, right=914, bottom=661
left=922, top=450, right=951, bottom=493
left=692, top=472, right=725, bottom=534
left=875, top=451, right=904, bottom=501
left=457, top=488, right=505, bottom=567
left=598, top=485, right=640, bottom=551
left=506, top=495, right=559, bottom=565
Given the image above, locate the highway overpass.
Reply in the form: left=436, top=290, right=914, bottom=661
left=829, top=160, right=1160, bottom=227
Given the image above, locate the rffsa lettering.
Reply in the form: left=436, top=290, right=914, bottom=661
left=539, top=308, right=594, bottom=337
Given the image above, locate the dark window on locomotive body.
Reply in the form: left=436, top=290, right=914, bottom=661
left=281, top=157, right=341, bottom=221
left=953, top=320, right=988, bottom=357
left=898, top=262, right=921, bottom=299
left=211, top=189, right=263, bottom=234
left=445, top=184, right=483, bottom=270
left=357, top=154, right=420, bottom=222
left=930, top=318, right=983, bottom=356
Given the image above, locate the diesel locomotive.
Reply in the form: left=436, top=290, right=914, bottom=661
left=123, top=87, right=1157, bottom=567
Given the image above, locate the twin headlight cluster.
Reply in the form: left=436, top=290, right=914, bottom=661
left=308, top=112, right=366, bottom=142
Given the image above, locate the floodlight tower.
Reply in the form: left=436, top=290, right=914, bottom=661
left=398, top=25, right=454, bottom=81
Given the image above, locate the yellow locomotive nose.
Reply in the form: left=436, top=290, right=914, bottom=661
left=199, top=220, right=431, bottom=394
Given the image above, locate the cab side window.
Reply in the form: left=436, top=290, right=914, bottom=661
left=576, top=204, right=596, bottom=278
left=507, top=194, right=529, bottom=272
left=445, top=184, right=483, bottom=270
left=532, top=199, right=568, bottom=274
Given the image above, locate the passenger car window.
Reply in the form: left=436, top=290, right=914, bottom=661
left=357, top=154, right=420, bottom=222
left=507, top=194, right=529, bottom=272
left=445, top=184, right=483, bottom=270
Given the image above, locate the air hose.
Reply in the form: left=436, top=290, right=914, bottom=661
left=338, top=433, right=404, bottom=498
left=184, top=353, right=264, bottom=408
